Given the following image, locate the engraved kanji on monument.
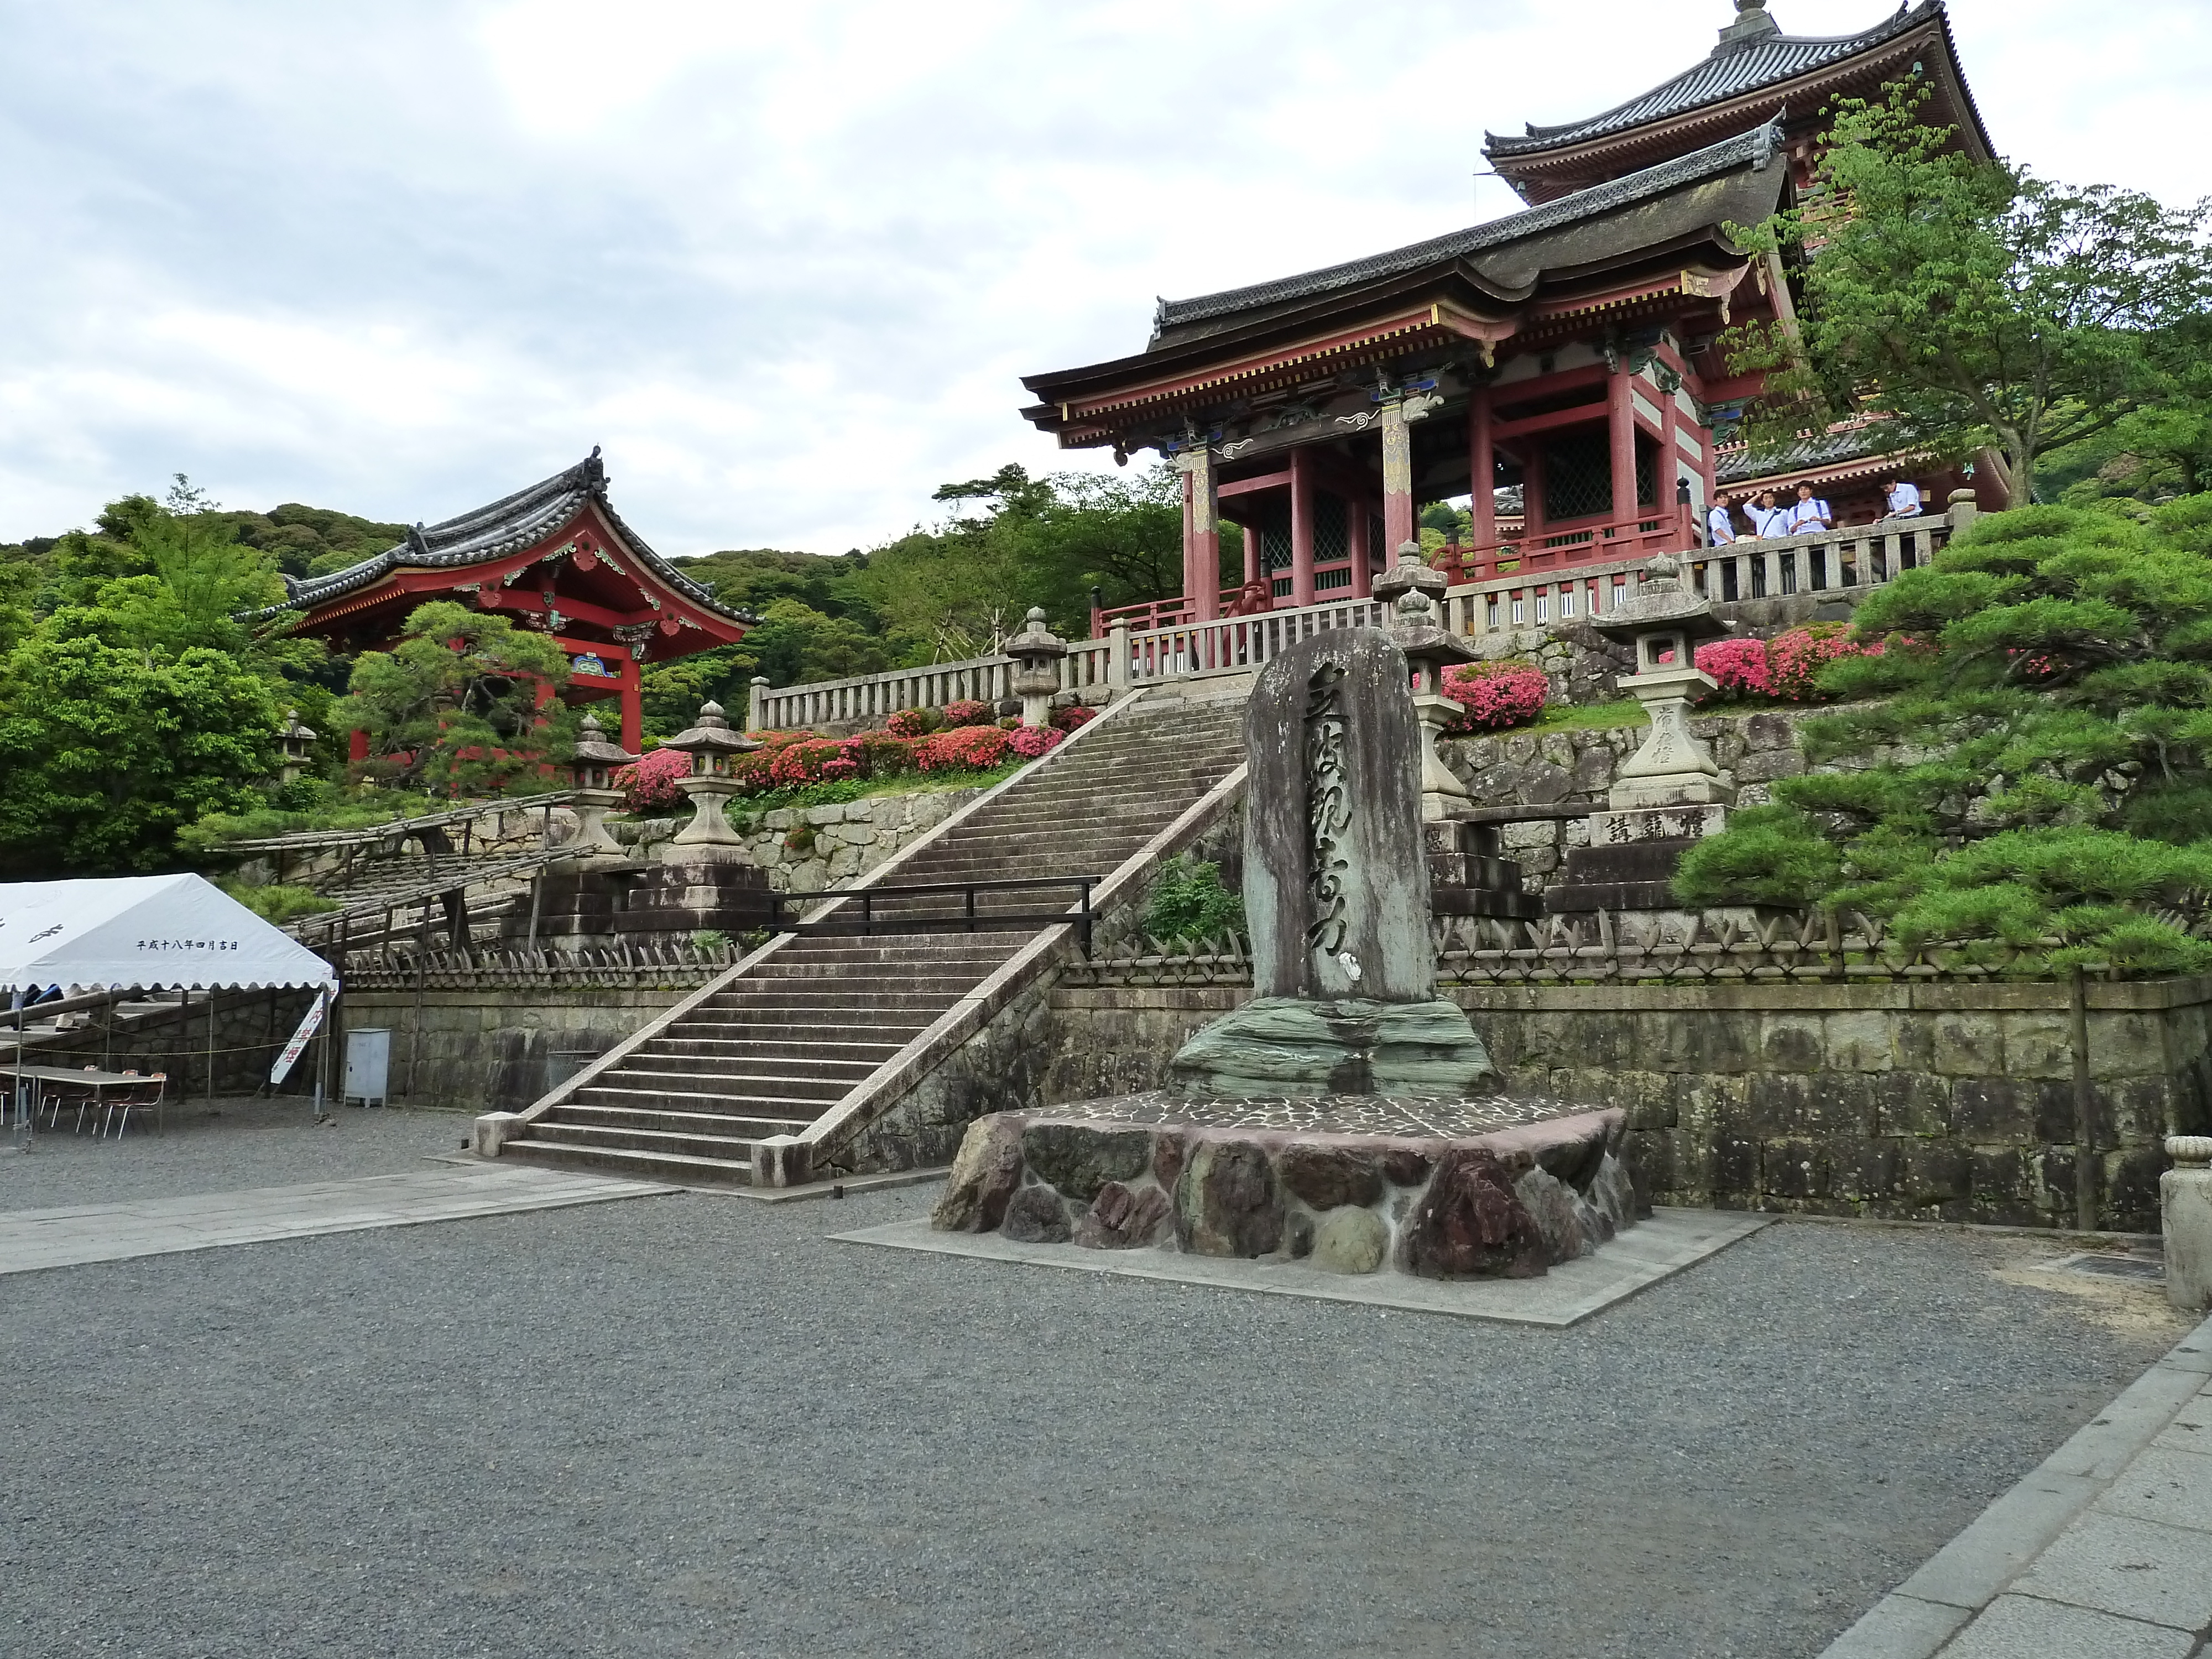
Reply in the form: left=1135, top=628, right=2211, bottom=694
left=1169, top=629, right=1497, bottom=1098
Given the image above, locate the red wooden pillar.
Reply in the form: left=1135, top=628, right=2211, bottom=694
left=1609, top=360, right=1637, bottom=524
left=1469, top=386, right=1496, bottom=548
left=1380, top=402, right=1416, bottom=559
left=1521, top=444, right=1546, bottom=541
left=1242, top=525, right=1260, bottom=587
left=1348, top=493, right=1373, bottom=600
left=348, top=729, right=369, bottom=763
left=616, top=659, right=644, bottom=754
left=1289, top=447, right=1317, bottom=607
left=1177, top=446, right=1221, bottom=622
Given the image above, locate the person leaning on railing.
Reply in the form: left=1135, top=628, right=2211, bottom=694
left=1881, top=477, right=1924, bottom=519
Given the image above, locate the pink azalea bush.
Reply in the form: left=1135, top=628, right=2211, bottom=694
left=1009, top=724, right=1062, bottom=759
left=1695, top=624, right=1879, bottom=704
left=942, top=698, right=995, bottom=729
left=1440, top=661, right=1548, bottom=733
left=917, top=724, right=1013, bottom=772
left=615, top=745, right=692, bottom=811
left=1693, top=635, right=1774, bottom=698
left=885, top=707, right=939, bottom=738
left=1052, top=705, right=1097, bottom=733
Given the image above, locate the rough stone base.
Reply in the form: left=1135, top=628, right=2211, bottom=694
left=1167, top=997, right=1497, bottom=1098
left=930, top=1097, right=1639, bottom=1282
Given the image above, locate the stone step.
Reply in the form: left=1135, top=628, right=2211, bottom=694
left=549, top=1103, right=819, bottom=1137
left=634, top=1037, right=903, bottom=1064
left=569, top=1082, right=841, bottom=1115
left=500, top=1137, right=757, bottom=1185
left=597, top=1064, right=852, bottom=1100
left=627, top=1054, right=879, bottom=1086
left=669, top=1018, right=931, bottom=1042
left=526, top=1120, right=774, bottom=1161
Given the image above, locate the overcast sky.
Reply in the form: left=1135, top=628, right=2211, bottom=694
left=2, top=0, right=2203, bottom=556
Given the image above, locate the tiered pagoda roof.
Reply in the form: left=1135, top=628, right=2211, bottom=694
left=1483, top=2, right=1990, bottom=204
left=1024, top=121, right=1791, bottom=449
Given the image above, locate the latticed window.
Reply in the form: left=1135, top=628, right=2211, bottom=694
left=1542, top=430, right=1612, bottom=520
left=1256, top=502, right=1293, bottom=573
left=1314, top=567, right=1352, bottom=591
left=1314, top=492, right=1349, bottom=564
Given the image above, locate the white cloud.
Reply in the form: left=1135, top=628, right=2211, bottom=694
left=0, top=0, right=2200, bottom=553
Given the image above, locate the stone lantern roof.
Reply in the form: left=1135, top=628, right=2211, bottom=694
left=1005, top=607, right=1067, bottom=662
left=571, top=712, right=636, bottom=768
left=1588, top=552, right=1733, bottom=645
left=665, top=700, right=760, bottom=758
left=1373, top=544, right=1477, bottom=669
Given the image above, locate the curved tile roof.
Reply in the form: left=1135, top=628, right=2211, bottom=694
left=1484, top=2, right=1938, bottom=158
left=250, top=450, right=755, bottom=627
left=1154, top=119, right=1780, bottom=334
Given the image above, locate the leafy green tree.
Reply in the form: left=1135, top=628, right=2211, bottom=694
left=1674, top=496, right=2212, bottom=972
left=341, top=601, right=572, bottom=793
left=0, top=635, right=283, bottom=875
left=1726, top=82, right=2212, bottom=503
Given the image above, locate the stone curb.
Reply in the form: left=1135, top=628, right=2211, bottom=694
left=1818, top=1310, right=2212, bottom=1657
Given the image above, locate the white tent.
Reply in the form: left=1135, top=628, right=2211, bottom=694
left=0, top=874, right=338, bottom=995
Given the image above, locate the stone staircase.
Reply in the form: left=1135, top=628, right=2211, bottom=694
left=497, top=694, right=1245, bottom=1183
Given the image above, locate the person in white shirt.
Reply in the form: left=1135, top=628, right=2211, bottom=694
left=1882, top=478, right=1924, bottom=519
left=1786, top=483, right=1834, bottom=534
left=1707, top=496, right=1738, bottom=545
left=1744, top=490, right=1781, bottom=537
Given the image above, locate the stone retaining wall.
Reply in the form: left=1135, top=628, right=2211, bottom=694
left=610, top=785, right=991, bottom=894
left=338, top=986, right=691, bottom=1113
left=1037, top=979, right=2212, bottom=1233
left=1440, top=708, right=1814, bottom=894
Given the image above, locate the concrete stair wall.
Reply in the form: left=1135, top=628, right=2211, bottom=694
left=494, top=690, right=1246, bottom=1185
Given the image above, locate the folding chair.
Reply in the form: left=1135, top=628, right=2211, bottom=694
left=103, top=1071, right=167, bottom=1139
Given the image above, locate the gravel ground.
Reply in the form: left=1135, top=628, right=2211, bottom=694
left=3, top=1185, right=2187, bottom=1659
left=1, top=1094, right=471, bottom=1209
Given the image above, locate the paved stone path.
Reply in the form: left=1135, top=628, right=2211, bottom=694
left=1824, top=1310, right=2212, bottom=1657
left=0, top=1164, right=677, bottom=1275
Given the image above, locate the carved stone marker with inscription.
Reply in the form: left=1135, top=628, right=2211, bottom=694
left=1168, top=630, right=1498, bottom=1097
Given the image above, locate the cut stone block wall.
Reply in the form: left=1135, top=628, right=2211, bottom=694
left=339, top=987, right=691, bottom=1112
left=610, top=785, right=991, bottom=895
left=1039, top=979, right=2212, bottom=1233
left=1439, top=708, right=1814, bottom=895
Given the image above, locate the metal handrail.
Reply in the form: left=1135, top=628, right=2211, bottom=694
left=770, top=874, right=1104, bottom=954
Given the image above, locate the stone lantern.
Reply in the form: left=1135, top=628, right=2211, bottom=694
left=661, top=700, right=760, bottom=863
left=1373, top=542, right=1479, bottom=821
left=567, top=712, right=636, bottom=857
left=276, top=708, right=317, bottom=785
left=1005, top=606, right=1067, bottom=728
left=1589, top=551, right=1735, bottom=814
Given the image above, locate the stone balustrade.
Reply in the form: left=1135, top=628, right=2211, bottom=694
left=744, top=502, right=1980, bottom=731
left=747, top=638, right=1116, bottom=732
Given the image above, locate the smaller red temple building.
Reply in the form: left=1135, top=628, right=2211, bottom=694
left=257, top=450, right=753, bottom=754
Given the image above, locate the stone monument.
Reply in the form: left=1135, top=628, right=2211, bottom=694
left=1167, top=629, right=1498, bottom=1097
